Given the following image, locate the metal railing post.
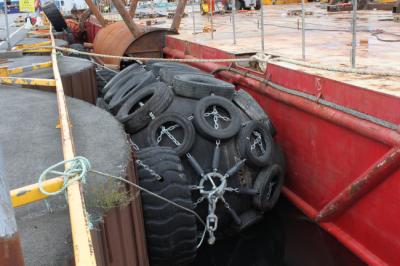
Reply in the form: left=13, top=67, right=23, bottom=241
left=171, top=0, right=188, bottom=32
left=3, top=3, right=11, bottom=51
left=0, top=150, right=25, bottom=266
left=351, top=0, right=357, bottom=68
left=260, top=1, right=265, bottom=53
left=231, top=0, right=237, bottom=45
left=301, top=0, right=305, bottom=60
left=209, top=0, right=214, bottom=39
left=192, top=0, right=196, bottom=34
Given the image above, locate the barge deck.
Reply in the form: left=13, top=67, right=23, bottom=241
left=110, top=3, right=400, bottom=95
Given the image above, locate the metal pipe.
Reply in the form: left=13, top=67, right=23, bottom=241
left=260, top=1, right=265, bottom=52
left=316, top=147, right=400, bottom=222
left=301, top=0, right=305, bottom=60
left=10, top=177, right=64, bottom=208
left=171, top=0, right=188, bottom=32
left=0, top=152, right=24, bottom=266
left=4, top=3, right=11, bottom=51
left=110, top=0, right=143, bottom=38
left=191, top=0, right=196, bottom=34
left=84, top=0, right=107, bottom=27
left=351, top=0, right=357, bottom=68
left=231, top=0, right=236, bottom=45
left=129, top=0, right=139, bottom=17
left=163, top=47, right=400, bottom=147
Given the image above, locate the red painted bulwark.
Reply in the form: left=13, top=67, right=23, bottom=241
left=164, top=36, right=400, bottom=266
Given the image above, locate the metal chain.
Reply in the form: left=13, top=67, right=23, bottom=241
left=135, top=159, right=163, bottom=181
left=250, top=131, right=266, bottom=154
left=206, top=194, right=219, bottom=245
left=204, top=105, right=231, bottom=130
left=224, top=187, right=240, bottom=193
left=156, top=124, right=180, bottom=144
left=193, top=196, right=205, bottom=208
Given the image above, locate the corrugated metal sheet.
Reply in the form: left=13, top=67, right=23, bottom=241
left=92, top=153, right=149, bottom=266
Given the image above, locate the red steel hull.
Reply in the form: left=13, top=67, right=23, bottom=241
left=163, top=37, right=400, bottom=266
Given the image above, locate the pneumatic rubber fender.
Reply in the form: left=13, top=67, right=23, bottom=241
left=150, top=62, right=200, bottom=76
left=193, top=95, right=241, bottom=140
left=108, top=72, right=157, bottom=114
left=146, top=112, right=196, bottom=156
left=101, top=63, right=143, bottom=95
left=237, top=120, right=273, bottom=167
left=233, top=89, right=276, bottom=136
left=159, top=67, right=205, bottom=86
left=103, top=67, right=146, bottom=103
left=136, top=147, right=197, bottom=266
left=172, top=74, right=235, bottom=100
left=116, top=83, right=174, bottom=133
left=252, top=164, right=284, bottom=212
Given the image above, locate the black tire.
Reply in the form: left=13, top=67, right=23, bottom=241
left=101, top=63, right=143, bottom=95
left=108, top=72, right=157, bottom=115
left=96, top=69, right=118, bottom=96
left=270, top=142, right=285, bottom=174
left=237, top=121, right=273, bottom=167
left=233, top=89, right=276, bottom=136
left=151, top=62, right=199, bottom=76
left=159, top=67, right=204, bottom=86
left=193, top=95, right=241, bottom=140
left=103, top=67, right=146, bottom=103
left=253, top=164, right=284, bottom=212
left=42, top=2, right=68, bottom=32
left=96, top=97, right=108, bottom=110
left=173, top=74, right=235, bottom=100
left=255, top=0, right=261, bottom=10
left=136, top=146, right=178, bottom=161
left=147, top=113, right=196, bottom=156
left=136, top=147, right=197, bottom=266
left=144, top=59, right=162, bottom=71
left=116, top=84, right=174, bottom=133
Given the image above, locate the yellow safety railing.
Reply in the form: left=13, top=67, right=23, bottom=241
left=7, top=25, right=97, bottom=266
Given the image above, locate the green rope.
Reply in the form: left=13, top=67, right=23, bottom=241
left=38, top=156, right=91, bottom=196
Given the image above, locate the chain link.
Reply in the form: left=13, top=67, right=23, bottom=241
left=224, top=187, right=240, bottom=193
left=156, top=124, right=181, bottom=144
left=204, top=106, right=231, bottom=130
left=135, top=159, right=163, bottom=181
left=206, top=194, right=219, bottom=244
left=250, top=131, right=266, bottom=154
left=193, top=196, right=206, bottom=208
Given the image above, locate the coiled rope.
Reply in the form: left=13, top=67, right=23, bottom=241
left=38, top=156, right=206, bottom=228
left=38, top=156, right=90, bottom=196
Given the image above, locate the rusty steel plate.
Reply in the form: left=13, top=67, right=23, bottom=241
left=93, top=21, right=176, bottom=67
